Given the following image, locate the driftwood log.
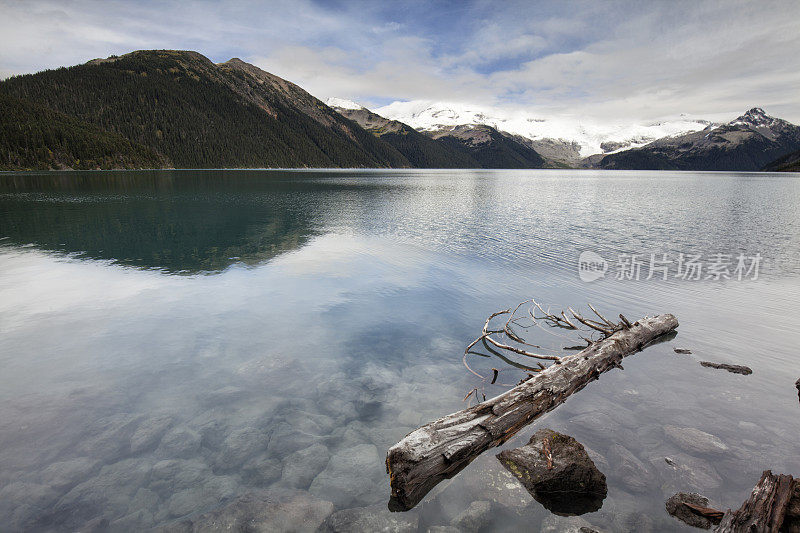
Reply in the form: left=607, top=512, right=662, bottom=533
left=715, top=471, right=800, bottom=532
left=386, top=313, right=678, bottom=511
left=669, top=471, right=800, bottom=531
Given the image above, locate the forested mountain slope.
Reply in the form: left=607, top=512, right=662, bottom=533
left=0, top=93, right=168, bottom=170
left=0, top=50, right=410, bottom=170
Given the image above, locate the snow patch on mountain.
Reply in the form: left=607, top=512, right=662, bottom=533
left=325, top=97, right=364, bottom=110
left=375, top=100, right=714, bottom=157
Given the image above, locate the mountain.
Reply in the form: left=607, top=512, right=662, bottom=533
left=326, top=99, right=479, bottom=168
left=427, top=124, right=546, bottom=168
left=5, top=51, right=797, bottom=172
left=0, top=50, right=410, bottom=170
left=763, top=148, right=800, bottom=172
left=0, top=93, right=168, bottom=170
left=598, top=108, right=800, bottom=171
left=329, top=98, right=546, bottom=168
left=375, top=100, right=713, bottom=165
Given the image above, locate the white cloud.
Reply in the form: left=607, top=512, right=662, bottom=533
left=1, top=0, right=798, bottom=122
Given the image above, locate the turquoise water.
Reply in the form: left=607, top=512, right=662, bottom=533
left=1, top=169, right=799, bottom=531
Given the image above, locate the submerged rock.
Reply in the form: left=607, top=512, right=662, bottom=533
left=241, top=454, right=282, bottom=486
left=267, top=420, right=324, bottom=459
left=438, top=453, right=531, bottom=510
left=130, top=415, right=175, bottom=454
left=607, top=444, right=654, bottom=494
left=496, top=428, right=607, bottom=515
left=699, top=361, right=753, bottom=375
left=157, top=426, right=202, bottom=459
left=318, top=504, right=418, bottom=533
left=111, top=508, right=156, bottom=530
left=664, top=425, right=728, bottom=455
left=75, top=414, right=142, bottom=462
left=665, top=492, right=718, bottom=529
left=657, top=452, right=723, bottom=493
left=127, top=487, right=159, bottom=515
left=615, top=511, right=656, bottom=533
left=159, top=489, right=333, bottom=532
left=451, top=500, right=493, bottom=532
left=40, top=457, right=101, bottom=492
left=0, top=481, right=61, bottom=531
left=54, top=457, right=155, bottom=528
left=158, top=473, right=238, bottom=521
left=540, top=515, right=601, bottom=533
left=279, top=443, right=330, bottom=489
left=309, top=444, right=382, bottom=508
left=214, top=427, right=267, bottom=471
left=199, top=386, right=248, bottom=407
left=149, top=458, right=212, bottom=496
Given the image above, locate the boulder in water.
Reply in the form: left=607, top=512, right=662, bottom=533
left=665, top=492, right=719, bottom=529
left=496, top=428, right=607, bottom=515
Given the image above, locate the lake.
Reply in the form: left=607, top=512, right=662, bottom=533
left=1, top=169, right=799, bottom=532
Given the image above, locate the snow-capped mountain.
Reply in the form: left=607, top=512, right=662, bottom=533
left=324, top=97, right=364, bottom=111
left=599, top=107, right=800, bottom=171
left=374, top=100, right=714, bottom=159
left=328, top=100, right=547, bottom=169
left=326, top=96, right=800, bottom=171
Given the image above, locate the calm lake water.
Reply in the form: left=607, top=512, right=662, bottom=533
left=1, top=169, right=799, bottom=532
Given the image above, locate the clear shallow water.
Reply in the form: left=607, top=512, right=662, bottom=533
left=0, top=169, right=799, bottom=532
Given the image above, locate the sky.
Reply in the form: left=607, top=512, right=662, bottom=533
left=1, top=0, right=799, bottom=122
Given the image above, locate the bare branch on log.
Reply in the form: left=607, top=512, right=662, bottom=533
left=482, top=334, right=561, bottom=361
left=386, top=313, right=679, bottom=511
left=464, top=305, right=562, bottom=362
left=531, top=300, right=578, bottom=329
left=588, top=303, right=617, bottom=328
left=503, top=299, right=541, bottom=348
left=569, top=307, right=617, bottom=336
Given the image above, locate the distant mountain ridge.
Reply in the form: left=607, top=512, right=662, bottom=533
left=328, top=100, right=546, bottom=169
left=598, top=108, right=800, bottom=171
left=336, top=98, right=800, bottom=171
left=325, top=102, right=479, bottom=168
left=374, top=99, right=715, bottom=164
left=426, top=124, right=546, bottom=168
left=1, top=50, right=798, bottom=172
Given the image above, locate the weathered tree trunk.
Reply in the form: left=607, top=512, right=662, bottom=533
left=386, top=313, right=678, bottom=511
left=715, top=471, right=799, bottom=533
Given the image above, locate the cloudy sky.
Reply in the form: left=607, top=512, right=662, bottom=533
left=2, top=0, right=799, bottom=122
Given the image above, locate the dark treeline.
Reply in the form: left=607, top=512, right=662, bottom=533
left=0, top=93, right=168, bottom=170
left=0, top=51, right=410, bottom=170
